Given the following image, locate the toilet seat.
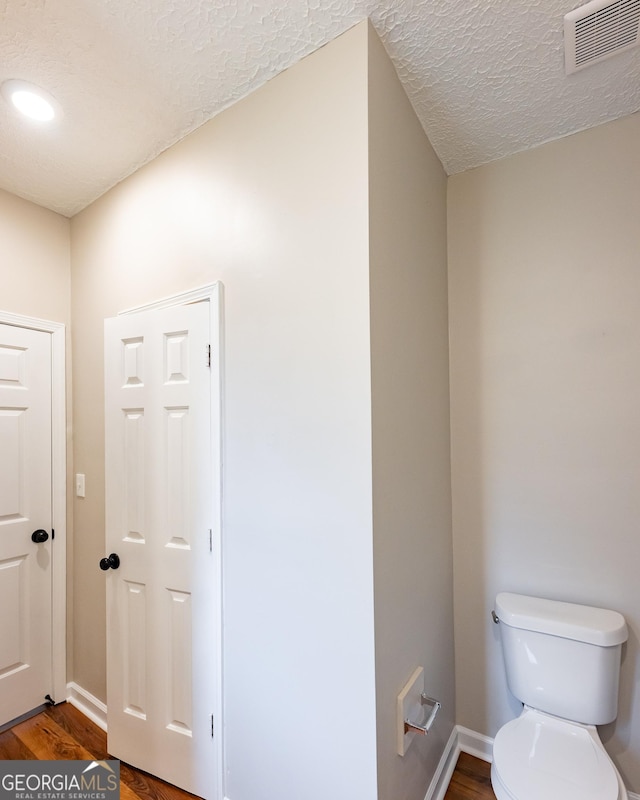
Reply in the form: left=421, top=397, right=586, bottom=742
left=491, top=708, right=622, bottom=800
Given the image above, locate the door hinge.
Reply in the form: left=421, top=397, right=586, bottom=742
left=209, top=528, right=212, bottom=552
left=211, top=714, right=215, bottom=738
left=205, top=344, right=211, bottom=368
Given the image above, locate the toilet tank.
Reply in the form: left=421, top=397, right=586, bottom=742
left=495, top=593, right=628, bottom=725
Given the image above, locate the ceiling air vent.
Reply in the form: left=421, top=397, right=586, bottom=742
left=564, top=0, right=640, bottom=73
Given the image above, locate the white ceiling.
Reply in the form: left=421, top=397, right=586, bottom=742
left=1, top=0, right=639, bottom=217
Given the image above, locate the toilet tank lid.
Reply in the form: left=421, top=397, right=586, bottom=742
left=495, top=593, right=628, bottom=646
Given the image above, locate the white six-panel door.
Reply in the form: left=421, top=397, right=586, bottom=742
left=0, top=323, right=53, bottom=724
left=104, top=301, right=217, bottom=799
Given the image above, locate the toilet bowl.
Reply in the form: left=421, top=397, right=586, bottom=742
left=491, top=706, right=627, bottom=800
left=491, top=593, right=629, bottom=800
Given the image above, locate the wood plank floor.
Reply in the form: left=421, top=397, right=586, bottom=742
left=0, top=703, right=198, bottom=800
left=444, top=752, right=496, bottom=800
left=1, top=703, right=495, bottom=800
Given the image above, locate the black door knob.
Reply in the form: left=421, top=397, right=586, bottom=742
left=99, top=553, right=120, bottom=571
left=31, top=529, right=49, bottom=543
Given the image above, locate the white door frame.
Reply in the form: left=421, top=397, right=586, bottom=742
left=119, top=283, right=224, bottom=800
left=0, top=309, right=67, bottom=706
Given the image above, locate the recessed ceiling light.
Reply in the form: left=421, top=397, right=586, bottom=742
left=1, top=80, right=61, bottom=122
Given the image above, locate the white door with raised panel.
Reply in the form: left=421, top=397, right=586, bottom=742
left=104, top=301, right=217, bottom=799
left=0, top=323, right=53, bottom=725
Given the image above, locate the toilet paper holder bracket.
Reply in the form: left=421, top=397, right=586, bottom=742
left=404, top=693, right=441, bottom=735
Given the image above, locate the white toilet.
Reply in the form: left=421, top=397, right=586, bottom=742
left=491, top=592, right=629, bottom=800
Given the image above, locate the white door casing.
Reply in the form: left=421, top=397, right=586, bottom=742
left=0, top=323, right=52, bottom=723
left=0, top=311, right=66, bottom=716
left=104, top=293, right=221, bottom=800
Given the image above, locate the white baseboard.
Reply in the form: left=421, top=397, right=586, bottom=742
left=66, top=681, right=107, bottom=732
left=456, top=725, right=493, bottom=762
left=424, top=726, right=460, bottom=800
left=424, top=725, right=491, bottom=800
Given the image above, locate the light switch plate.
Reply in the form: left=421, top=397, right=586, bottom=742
left=397, top=666, right=424, bottom=756
left=75, top=473, right=85, bottom=498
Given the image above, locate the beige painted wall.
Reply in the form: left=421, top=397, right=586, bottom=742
left=71, top=23, right=380, bottom=800
left=448, top=112, right=640, bottom=791
left=0, top=188, right=70, bottom=323
left=367, top=24, right=454, bottom=800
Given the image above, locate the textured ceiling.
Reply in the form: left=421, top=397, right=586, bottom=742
left=1, top=0, right=639, bottom=217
